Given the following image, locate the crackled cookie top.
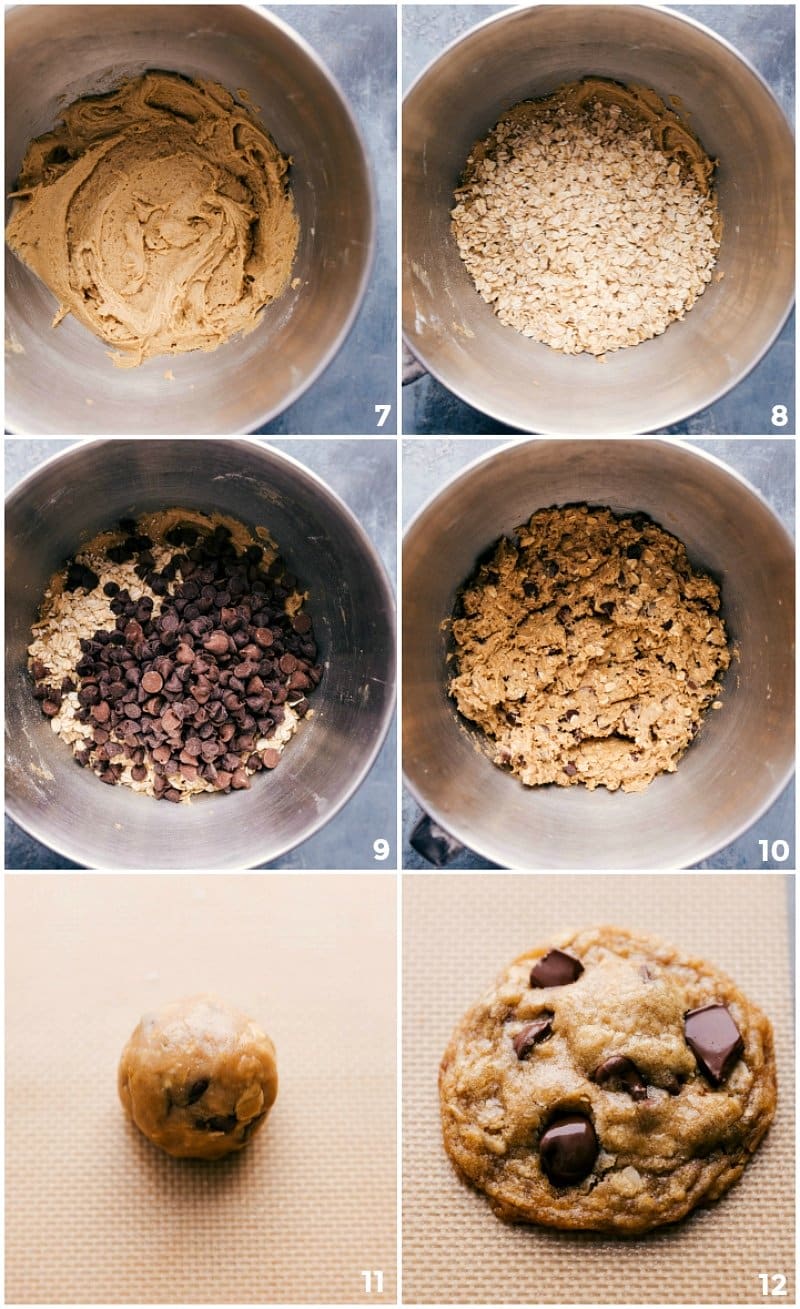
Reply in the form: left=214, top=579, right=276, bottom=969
left=439, top=927, right=776, bottom=1233
left=448, top=504, right=730, bottom=792
left=6, top=72, right=298, bottom=367
left=118, top=994, right=278, bottom=1159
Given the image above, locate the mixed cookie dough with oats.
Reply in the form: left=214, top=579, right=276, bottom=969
left=448, top=505, right=729, bottom=792
left=6, top=72, right=298, bottom=367
left=119, top=994, right=278, bottom=1159
left=28, top=509, right=322, bottom=801
left=451, top=78, right=719, bottom=356
left=440, top=926, right=776, bottom=1233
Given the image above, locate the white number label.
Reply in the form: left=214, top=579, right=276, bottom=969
left=361, top=1270, right=384, bottom=1294
left=374, top=404, right=392, bottom=428
left=373, top=838, right=390, bottom=861
left=758, top=1273, right=788, bottom=1296
left=770, top=404, right=788, bottom=428
left=758, top=839, right=790, bottom=863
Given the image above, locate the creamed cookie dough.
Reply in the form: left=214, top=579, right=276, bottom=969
left=6, top=72, right=298, bottom=367
left=448, top=505, right=730, bottom=792
left=439, top=927, right=776, bottom=1234
left=119, top=994, right=278, bottom=1159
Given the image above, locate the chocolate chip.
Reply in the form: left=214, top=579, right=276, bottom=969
left=194, top=1113, right=239, bottom=1133
left=626, top=543, right=642, bottom=560
left=130, top=765, right=148, bottom=782
left=203, top=630, right=229, bottom=657
left=592, top=1054, right=648, bottom=1100
left=141, top=670, right=163, bottom=694
left=563, top=762, right=578, bottom=777
left=540, top=1114, right=598, bottom=1186
left=684, top=1002, right=743, bottom=1085
left=261, top=748, right=281, bottom=769
left=530, top=949, right=583, bottom=989
left=65, top=561, right=99, bottom=592
left=513, top=1014, right=554, bottom=1059
left=181, top=1078, right=210, bottom=1107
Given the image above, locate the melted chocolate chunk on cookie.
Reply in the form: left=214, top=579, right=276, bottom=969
left=530, top=948, right=583, bottom=988
left=592, top=1054, right=648, bottom=1101
left=539, top=1113, right=598, bottom=1186
left=684, top=1002, right=743, bottom=1085
left=513, top=1014, right=554, bottom=1059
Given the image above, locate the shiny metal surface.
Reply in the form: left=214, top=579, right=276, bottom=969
left=6, top=440, right=396, bottom=869
left=5, top=3, right=374, bottom=435
left=402, top=4, right=795, bottom=435
left=403, top=439, right=795, bottom=869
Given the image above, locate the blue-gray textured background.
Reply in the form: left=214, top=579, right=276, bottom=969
left=5, top=438, right=397, bottom=870
left=258, top=5, right=397, bottom=435
left=402, top=4, right=795, bottom=437
left=402, top=437, right=795, bottom=870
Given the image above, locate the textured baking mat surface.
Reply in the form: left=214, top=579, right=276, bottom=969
left=402, top=873, right=794, bottom=1305
left=6, top=874, right=396, bottom=1304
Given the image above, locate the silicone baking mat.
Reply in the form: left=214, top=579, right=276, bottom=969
left=403, top=873, right=794, bottom=1305
left=6, top=874, right=396, bottom=1304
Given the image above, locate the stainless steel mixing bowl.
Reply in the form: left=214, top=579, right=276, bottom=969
left=403, top=4, right=795, bottom=434
left=5, top=4, right=374, bottom=434
left=403, top=440, right=794, bottom=869
left=6, top=440, right=395, bottom=868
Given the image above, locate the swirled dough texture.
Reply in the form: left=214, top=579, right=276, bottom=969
left=449, top=505, right=730, bottom=792
left=440, top=927, right=776, bottom=1234
left=118, top=994, right=278, bottom=1159
left=6, top=72, right=298, bottom=367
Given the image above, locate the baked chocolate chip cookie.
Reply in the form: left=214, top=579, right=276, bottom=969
left=439, top=927, right=775, bottom=1233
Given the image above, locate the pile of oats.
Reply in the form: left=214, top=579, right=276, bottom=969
left=451, top=80, right=720, bottom=356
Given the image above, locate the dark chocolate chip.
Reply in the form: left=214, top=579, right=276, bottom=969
left=540, top=1114, right=598, bottom=1186
left=592, top=1054, right=648, bottom=1101
left=186, top=1078, right=210, bottom=1105
left=530, top=949, right=583, bottom=989
left=684, top=1002, right=743, bottom=1085
left=563, top=762, right=578, bottom=777
left=195, top=1113, right=239, bottom=1133
left=513, top=1014, right=554, bottom=1059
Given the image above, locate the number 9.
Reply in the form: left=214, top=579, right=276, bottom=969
left=373, top=838, right=390, bottom=861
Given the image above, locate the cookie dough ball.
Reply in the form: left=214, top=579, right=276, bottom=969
left=118, top=994, right=278, bottom=1159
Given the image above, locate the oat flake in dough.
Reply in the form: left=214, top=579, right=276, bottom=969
left=6, top=72, right=299, bottom=367
left=448, top=505, right=730, bottom=793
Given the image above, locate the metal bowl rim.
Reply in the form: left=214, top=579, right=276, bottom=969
left=401, top=434, right=796, bottom=869
left=6, top=436, right=397, bottom=870
left=4, top=0, right=377, bottom=436
left=401, top=1, right=796, bottom=435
